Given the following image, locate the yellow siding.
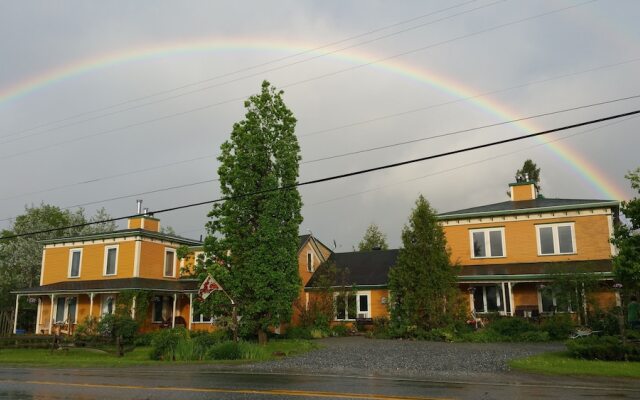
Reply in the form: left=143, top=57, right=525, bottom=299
left=370, top=289, right=389, bottom=318
left=139, top=241, right=178, bottom=280
left=42, top=241, right=136, bottom=284
left=511, top=184, right=535, bottom=201
left=443, top=214, right=612, bottom=266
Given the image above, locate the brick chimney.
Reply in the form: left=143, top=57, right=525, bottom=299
left=509, top=174, right=537, bottom=201
left=127, top=200, right=161, bottom=232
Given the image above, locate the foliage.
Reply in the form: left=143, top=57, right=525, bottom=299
left=357, top=223, right=389, bottom=251
left=613, top=167, right=640, bottom=294
left=160, top=225, right=176, bottom=235
left=207, top=341, right=269, bottom=360
left=97, top=314, right=138, bottom=343
left=589, top=309, right=621, bottom=336
left=488, top=317, right=537, bottom=337
left=284, top=326, right=312, bottom=339
left=543, top=266, right=599, bottom=325
left=540, top=314, right=575, bottom=340
left=330, top=324, right=350, bottom=337
left=114, top=290, right=152, bottom=324
left=0, top=205, right=115, bottom=313
left=294, top=262, right=337, bottom=331
left=516, top=159, right=542, bottom=193
left=388, top=195, right=462, bottom=332
left=197, top=81, right=303, bottom=344
left=74, top=316, right=99, bottom=339
left=149, top=328, right=188, bottom=361
left=566, top=335, right=640, bottom=361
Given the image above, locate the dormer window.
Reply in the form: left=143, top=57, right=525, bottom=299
left=470, top=228, right=505, bottom=258
left=307, top=252, right=313, bottom=272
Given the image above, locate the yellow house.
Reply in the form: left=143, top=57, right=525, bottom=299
left=13, top=212, right=203, bottom=335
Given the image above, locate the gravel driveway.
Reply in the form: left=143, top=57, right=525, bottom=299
left=243, top=336, right=564, bottom=379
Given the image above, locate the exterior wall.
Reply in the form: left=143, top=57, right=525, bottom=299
left=41, top=240, right=137, bottom=284
left=128, top=217, right=160, bottom=232
left=369, top=289, right=389, bottom=319
left=512, top=283, right=539, bottom=309
left=138, top=241, right=179, bottom=280
left=511, top=184, right=536, bottom=201
left=442, top=213, right=612, bottom=266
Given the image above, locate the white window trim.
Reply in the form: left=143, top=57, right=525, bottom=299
left=469, top=227, right=506, bottom=259
left=163, top=248, right=177, bottom=277
left=54, top=296, right=78, bottom=324
left=67, top=248, right=83, bottom=278
left=472, top=286, right=502, bottom=314
left=103, top=245, right=119, bottom=276
left=306, top=251, right=314, bottom=272
left=192, top=313, right=214, bottom=324
left=535, top=222, right=577, bottom=256
left=334, top=290, right=371, bottom=321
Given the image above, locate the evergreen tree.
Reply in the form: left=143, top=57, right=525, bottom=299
left=358, top=223, right=389, bottom=251
left=612, top=167, right=640, bottom=294
left=388, top=195, right=460, bottom=332
left=197, top=81, right=302, bottom=344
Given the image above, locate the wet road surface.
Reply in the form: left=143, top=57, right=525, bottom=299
left=0, top=366, right=639, bottom=399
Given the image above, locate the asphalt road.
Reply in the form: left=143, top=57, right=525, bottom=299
left=1, top=366, right=639, bottom=400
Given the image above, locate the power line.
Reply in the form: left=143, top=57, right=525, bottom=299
left=0, top=0, right=591, bottom=161
left=3, top=55, right=638, bottom=204
left=2, top=93, right=635, bottom=222
left=0, top=0, right=500, bottom=144
left=176, top=113, right=640, bottom=236
left=1, top=108, right=637, bottom=241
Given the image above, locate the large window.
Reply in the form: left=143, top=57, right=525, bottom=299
left=164, top=249, right=176, bottom=277
left=104, top=246, right=118, bottom=276
left=192, top=313, right=214, bottom=324
left=536, top=223, right=575, bottom=255
left=68, top=249, right=82, bottom=278
left=335, top=291, right=370, bottom=320
left=153, top=295, right=172, bottom=323
left=472, top=286, right=503, bottom=313
left=55, top=297, right=77, bottom=323
left=539, top=288, right=572, bottom=313
left=470, top=228, right=505, bottom=258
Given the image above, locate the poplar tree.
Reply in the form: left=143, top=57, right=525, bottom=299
left=358, top=223, right=389, bottom=251
left=613, top=167, right=640, bottom=294
left=198, top=81, right=302, bottom=344
left=388, top=195, right=460, bottom=332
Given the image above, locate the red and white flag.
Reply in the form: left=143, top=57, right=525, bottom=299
left=198, top=275, right=223, bottom=300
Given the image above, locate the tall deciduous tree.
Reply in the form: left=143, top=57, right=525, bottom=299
left=388, top=195, right=460, bottom=332
left=197, top=81, right=302, bottom=344
left=612, top=167, right=640, bottom=294
left=358, top=223, right=389, bottom=251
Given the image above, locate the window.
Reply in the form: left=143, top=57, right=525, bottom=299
left=104, top=246, right=118, bottom=276
left=164, top=249, right=176, bottom=277
left=471, top=286, right=503, bottom=313
left=54, top=296, right=77, bottom=323
left=101, top=295, right=115, bottom=315
left=192, top=313, right=214, bottom=323
left=152, top=296, right=172, bottom=323
left=539, top=288, right=572, bottom=313
left=68, top=249, right=82, bottom=278
left=334, top=291, right=370, bottom=320
left=536, top=223, right=575, bottom=255
left=470, top=228, right=505, bottom=258
left=307, top=252, right=313, bottom=272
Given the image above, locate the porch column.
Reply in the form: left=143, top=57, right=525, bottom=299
left=35, top=298, right=42, bottom=334
left=508, top=282, right=515, bottom=317
left=501, top=282, right=507, bottom=315
left=49, top=294, right=55, bottom=334
left=131, top=295, right=137, bottom=319
left=89, top=293, right=94, bottom=318
left=171, top=293, right=177, bottom=328
left=13, top=295, right=20, bottom=334
left=188, top=293, right=193, bottom=331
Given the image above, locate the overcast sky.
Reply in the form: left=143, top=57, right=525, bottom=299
left=1, top=0, right=639, bottom=249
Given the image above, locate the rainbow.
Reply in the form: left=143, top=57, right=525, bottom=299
left=0, top=38, right=629, bottom=200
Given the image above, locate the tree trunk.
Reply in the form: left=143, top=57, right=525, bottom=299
left=257, top=329, right=267, bottom=345
left=116, top=335, right=124, bottom=357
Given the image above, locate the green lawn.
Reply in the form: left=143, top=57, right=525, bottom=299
left=510, top=352, right=640, bottom=378
left=0, top=339, right=318, bottom=368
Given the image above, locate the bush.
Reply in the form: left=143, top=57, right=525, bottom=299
left=566, top=336, right=640, bottom=361
left=517, top=331, right=550, bottom=342
left=589, top=310, right=620, bottom=336
left=540, top=314, right=574, bottom=340
left=489, top=317, right=536, bottom=337
left=330, top=324, right=350, bottom=337
left=133, top=332, right=154, bottom=346
left=285, top=326, right=312, bottom=339
left=309, top=328, right=326, bottom=339
left=149, top=328, right=188, bottom=361
left=174, top=337, right=199, bottom=361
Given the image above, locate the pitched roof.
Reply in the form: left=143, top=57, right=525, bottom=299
left=12, top=278, right=199, bottom=294
left=305, top=249, right=399, bottom=288
left=438, top=198, right=619, bottom=220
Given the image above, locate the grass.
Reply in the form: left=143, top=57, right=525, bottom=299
left=510, top=351, right=640, bottom=378
left=0, top=339, right=318, bottom=368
